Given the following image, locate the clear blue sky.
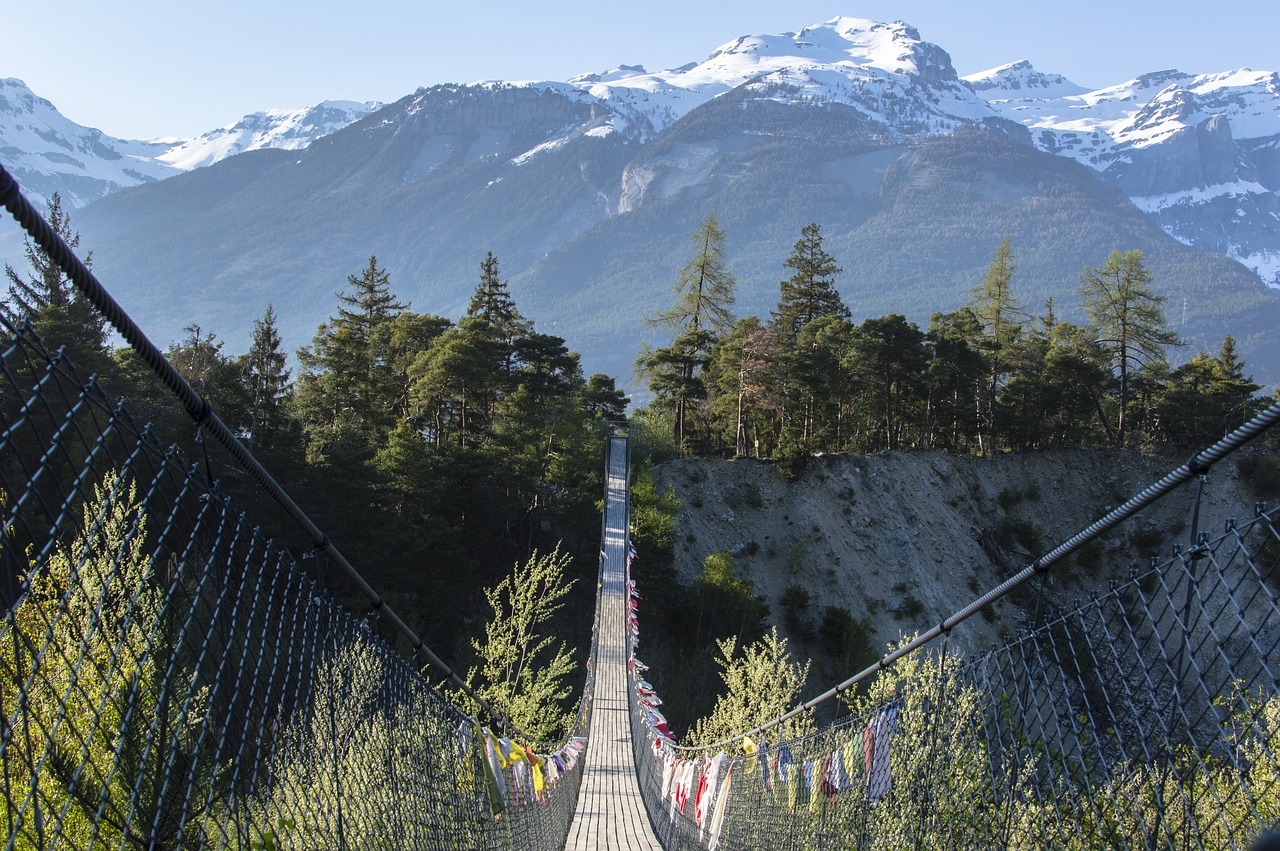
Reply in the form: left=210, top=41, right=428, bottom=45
left=6, top=0, right=1278, bottom=140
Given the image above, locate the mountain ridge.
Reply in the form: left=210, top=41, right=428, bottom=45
left=4, top=17, right=1279, bottom=387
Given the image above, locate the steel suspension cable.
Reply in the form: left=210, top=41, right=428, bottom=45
left=0, top=163, right=530, bottom=740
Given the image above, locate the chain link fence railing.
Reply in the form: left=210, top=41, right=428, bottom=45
left=0, top=318, right=591, bottom=849
left=629, top=463, right=1280, bottom=849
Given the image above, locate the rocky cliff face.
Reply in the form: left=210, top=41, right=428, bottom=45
left=653, top=447, right=1276, bottom=664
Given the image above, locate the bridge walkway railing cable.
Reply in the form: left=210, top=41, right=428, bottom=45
left=626, top=402, right=1280, bottom=850
left=0, top=164, right=594, bottom=849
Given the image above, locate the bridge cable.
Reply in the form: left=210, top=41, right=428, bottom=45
left=0, top=163, right=541, bottom=742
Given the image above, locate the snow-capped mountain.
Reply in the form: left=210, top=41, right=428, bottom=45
left=7, top=16, right=1280, bottom=383
left=565, top=17, right=992, bottom=140
left=156, top=100, right=381, bottom=170
left=0, top=77, right=377, bottom=207
left=0, top=77, right=180, bottom=208
left=8, top=17, right=1278, bottom=292
left=967, top=62, right=1280, bottom=288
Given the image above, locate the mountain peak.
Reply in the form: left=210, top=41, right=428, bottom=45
left=702, top=16, right=954, bottom=81
left=567, top=65, right=650, bottom=85
left=964, top=60, right=1087, bottom=98
left=569, top=16, right=980, bottom=138
left=153, top=99, right=382, bottom=170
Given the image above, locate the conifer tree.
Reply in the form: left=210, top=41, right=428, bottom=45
left=296, top=256, right=406, bottom=440
left=774, top=222, right=847, bottom=340
left=3, top=192, right=109, bottom=375
left=238, top=305, right=291, bottom=449
left=768, top=224, right=850, bottom=456
left=465, top=251, right=531, bottom=381
left=847, top=314, right=929, bottom=451
left=581, top=374, right=629, bottom=424
left=925, top=309, right=985, bottom=452
left=969, top=237, right=1026, bottom=454
left=1154, top=335, right=1263, bottom=443
left=168, top=325, right=251, bottom=432
left=466, top=252, right=525, bottom=334
left=649, top=214, right=737, bottom=337
left=1080, top=249, right=1180, bottom=443
left=641, top=214, right=737, bottom=452
left=408, top=322, right=473, bottom=448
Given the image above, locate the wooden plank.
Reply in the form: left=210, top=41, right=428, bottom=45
left=563, top=437, right=663, bottom=851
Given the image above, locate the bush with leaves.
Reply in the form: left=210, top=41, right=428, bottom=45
left=0, top=473, right=217, bottom=849
left=466, top=546, right=577, bottom=741
left=245, top=641, right=488, bottom=850
left=689, top=626, right=813, bottom=747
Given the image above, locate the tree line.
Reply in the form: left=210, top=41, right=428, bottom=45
left=2, top=193, right=626, bottom=661
left=639, top=216, right=1276, bottom=464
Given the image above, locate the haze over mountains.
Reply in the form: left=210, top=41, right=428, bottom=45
left=3, top=17, right=1279, bottom=386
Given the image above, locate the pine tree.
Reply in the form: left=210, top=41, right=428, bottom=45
left=846, top=315, right=929, bottom=451
left=1080, top=249, right=1180, bottom=443
left=1155, top=335, right=1263, bottom=443
left=969, top=237, right=1026, bottom=454
left=774, top=222, right=847, bottom=340
left=168, top=325, right=251, bottom=432
left=238, top=305, right=291, bottom=449
left=3, top=192, right=109, bottom=375
left=636, top=327, right=715, bottom=453
left=408, top=318, right=493, bottom=448
left=296, top=256, right=407, bottom=441
left=580, top=374, right=629, bottom=424
left=641, top=215, right=737, bottom=452
left=925, top=309, right=986, bottom=452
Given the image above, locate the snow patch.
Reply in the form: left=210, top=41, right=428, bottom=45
left=1130, top=180, right=1271, bottom=213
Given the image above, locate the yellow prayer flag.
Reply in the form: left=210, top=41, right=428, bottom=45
left=741, top=736, right=759, bottom=773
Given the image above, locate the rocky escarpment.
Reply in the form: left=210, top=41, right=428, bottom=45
left=654, top=447, right=1277, bottom=663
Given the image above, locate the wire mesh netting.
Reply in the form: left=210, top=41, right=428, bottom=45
left=630, top=498, right=1280, bottom=849
left=0, top=321, right=593, bottom=849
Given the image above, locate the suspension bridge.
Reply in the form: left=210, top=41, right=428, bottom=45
left=2, top=164, right=1279, bottom=849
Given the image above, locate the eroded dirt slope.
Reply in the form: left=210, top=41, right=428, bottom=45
left=654, top=447, right=1277, bottom=659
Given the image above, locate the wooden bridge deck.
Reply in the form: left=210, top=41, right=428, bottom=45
left=563, top=436, right=662, bottom=851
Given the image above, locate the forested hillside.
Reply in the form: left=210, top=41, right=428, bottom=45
left=8, top=189, right=1280, bottom=744
left=3, top=199, right=627, bottom=676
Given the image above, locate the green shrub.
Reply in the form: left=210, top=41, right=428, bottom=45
left=993, top=516, right=1043, bottom=554
left=780, top=584, right=813, bottom=636
left=818, top=606, right=878, bottom=674
left=786, top=537, right=809, bottom=574
left=997, top=486, right=1022, bottom=511
left=892, top=593, right=926, bottom=620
